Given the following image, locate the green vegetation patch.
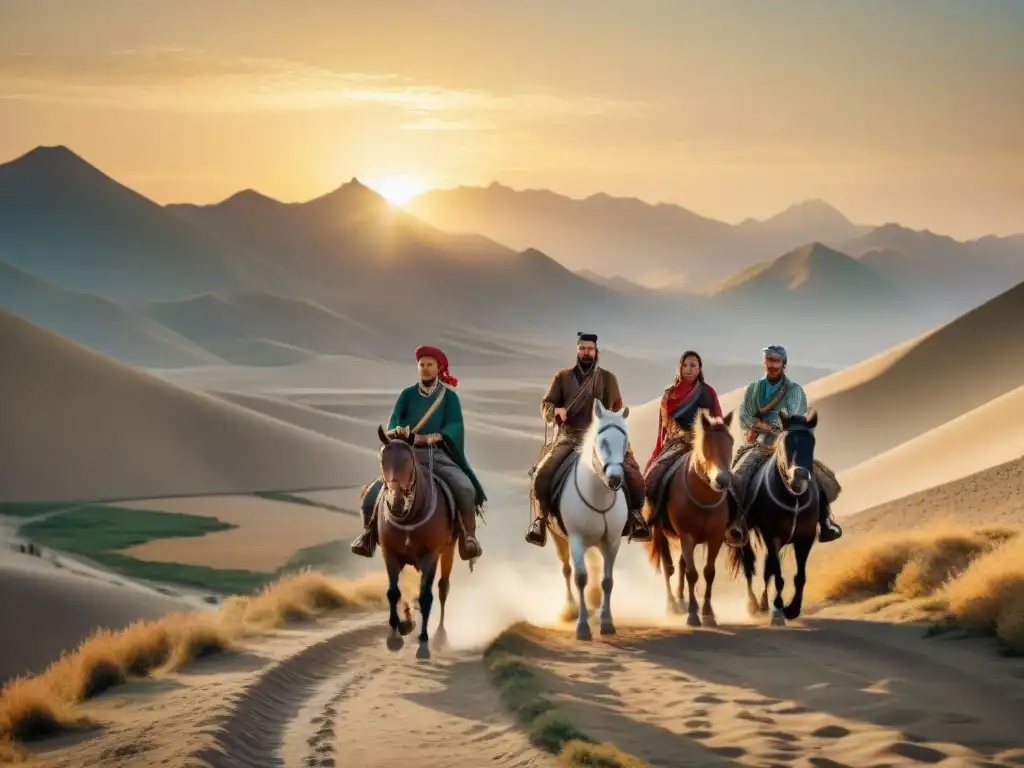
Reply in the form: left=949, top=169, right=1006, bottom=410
left=483, top=625, right=647, bottom=767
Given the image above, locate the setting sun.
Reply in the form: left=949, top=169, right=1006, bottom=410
left=366, top=174, right=429, bottom=207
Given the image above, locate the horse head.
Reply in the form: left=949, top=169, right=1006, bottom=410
left=590, top=400, right=629, bottom=492
left=694, top=408, right=736, bottom=491
left=776, top=409, right=818, bottom=495
left=377, top=424, right=418, bottom=515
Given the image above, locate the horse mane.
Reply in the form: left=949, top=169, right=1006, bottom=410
left=692, top=411, right=730, bottom=467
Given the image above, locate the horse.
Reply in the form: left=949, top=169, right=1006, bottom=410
left=644, top=408, right=735, bottom=627
left=546, top=399, right=632, bottom=641
left=375, top=425, right=459, bottom=659
left=726, top=410, right=821, bottom=627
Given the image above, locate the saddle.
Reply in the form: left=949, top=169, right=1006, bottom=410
left=545, top=450, right=582, bottom=537
left=647, top=450, right=690, bottom=526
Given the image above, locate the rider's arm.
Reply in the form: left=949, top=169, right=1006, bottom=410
left=540, top=371, right=563, bottom=423
left=386, top=388, right=409, bottom=432
left=784, top=383, right=809, bottom=419
left=603, top=371, right=624, bottom=412
left=737, top=382, right=757, bottom=432
left=707, top=385, right=724, bottom=418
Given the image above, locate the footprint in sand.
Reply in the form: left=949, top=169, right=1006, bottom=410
left=885, top=741, right=949, bottom=764
left=811, top=724, right=851, bottom=739
left=694, top=693, right=724, bottom=704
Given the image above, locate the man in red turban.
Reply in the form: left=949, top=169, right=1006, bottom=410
left=351, top=345, right=485, bottom=560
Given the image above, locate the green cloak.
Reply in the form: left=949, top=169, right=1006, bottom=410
left=386, top=383, right=487, bottom=506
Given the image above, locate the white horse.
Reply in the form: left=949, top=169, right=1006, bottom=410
left=550, top=399, right=631, bottom=641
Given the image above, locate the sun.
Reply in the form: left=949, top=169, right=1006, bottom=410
left=365, top=174, right=429, bottom=207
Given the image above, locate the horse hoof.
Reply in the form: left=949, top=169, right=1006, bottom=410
left=770, top=609, right=786, bottom=627
left=686, top=613, right=702, bottom=628
left=432, top=628, right=449, bottom=651
left=576, top=623, right=592, bottom=642
left=386, top=634, right=404, bottom=652
left=600, top=621, right=616, bottom=636
left=702, top=614, right=718, bottom=628
left=416, top=643, right=431, bottom=660
left=398, top=619, right=415, bottom=637
left=559, top=602, right=580, bottom=622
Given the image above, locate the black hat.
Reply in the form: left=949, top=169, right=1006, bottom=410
left=577, top=332, right=598, bottom=344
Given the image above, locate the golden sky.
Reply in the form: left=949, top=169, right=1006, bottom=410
left=1, top=0, right=1021, bottom=237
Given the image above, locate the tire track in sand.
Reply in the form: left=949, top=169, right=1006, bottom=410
left=188, top=618, right=380, bottom=768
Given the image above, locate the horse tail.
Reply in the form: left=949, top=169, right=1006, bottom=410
left=646, top=521, right=671, bottom=575
left=726, top=543, right=745, bottom=579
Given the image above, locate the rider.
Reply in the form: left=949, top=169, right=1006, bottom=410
left=731, top=344, right=842, bottom=543
left=643, top=351, right=724, bottom=517
left=350, top=345, right=485, bottom=560
left=525, top=332, right=652, bottom=547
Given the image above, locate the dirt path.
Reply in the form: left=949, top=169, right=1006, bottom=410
left=26, top=613, right=1024, bottom=768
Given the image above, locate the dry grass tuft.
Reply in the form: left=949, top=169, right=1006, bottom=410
left=484, top=624, right=649, bottom=767
left=0, top=568, right=405, bottom=756
left=811, top=523, right=1024, bottom=653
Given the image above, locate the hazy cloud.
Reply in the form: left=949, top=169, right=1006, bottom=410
left=0, top=48, right=639, bottom=126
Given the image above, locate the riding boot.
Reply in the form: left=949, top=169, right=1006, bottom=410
left=458, top=506, right=483, bottom=560
left=623, top=507, right=653, bottom=542
left=350, top=483, right=379, bottom=558
left=724, top=494, right=748, bottom=548
left=525, top=509, right=548, bottom=547
left=817, top=495, right=842, bottom=543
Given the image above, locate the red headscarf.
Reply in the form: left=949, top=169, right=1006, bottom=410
left=415, top=345, right=458, bottom=388
left=645, top=351, right=712, bottom=472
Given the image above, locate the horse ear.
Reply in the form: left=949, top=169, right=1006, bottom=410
left=779, top=408, right=791, bottom=428
left=621, top=405, right=630, bottom=419
left=698, top=408, right=710, bottom=429
left=377, top=425, right=390, bottom=445
left=594, top=399, right=605, bottom=418
left=722, top=409, right=734, bottom=428
left=805, top=408, right=818, bottom=429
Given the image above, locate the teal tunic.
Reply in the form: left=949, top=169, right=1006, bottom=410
left=738, top=376, right=808, bottom=446
left=387, top=383, right=487, bottom=506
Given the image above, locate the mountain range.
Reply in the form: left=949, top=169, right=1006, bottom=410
left=1, top=144, right=1022, bottom=370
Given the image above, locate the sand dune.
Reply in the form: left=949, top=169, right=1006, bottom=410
left=0, top=552, right=191, bottom=684
left=843, top=455, right=1024, bottom=537
left=835, top=385, right=1024, bottom=516
left=0, top=309, right=377, bottom=502
left=0, top=257, right=224, bottom=368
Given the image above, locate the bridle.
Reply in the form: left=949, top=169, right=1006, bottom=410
left=576, top=420, right=627, bottom=514
left=682, top=430, right=730, bottom=510
left=378, top=440, right=437, bottom=532
left=764, top=425, right=816, bottom=543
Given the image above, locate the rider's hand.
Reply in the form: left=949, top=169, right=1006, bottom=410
left=552, top=407, right=568, bottom=423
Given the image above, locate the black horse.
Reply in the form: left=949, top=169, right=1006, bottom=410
left=728, top=410, right=821, bottom=626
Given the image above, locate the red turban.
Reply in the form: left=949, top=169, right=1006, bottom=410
left=414, top=345, right=458, bottom=388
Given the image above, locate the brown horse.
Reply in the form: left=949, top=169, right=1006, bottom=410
left=375, top=425, right=458, bottom=659
left=644, top=408, right=735, bottom=627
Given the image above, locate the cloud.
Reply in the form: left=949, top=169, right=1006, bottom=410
left=0, top=47, right=639, bottom=126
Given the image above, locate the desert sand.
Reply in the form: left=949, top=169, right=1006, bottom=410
left=3, top=286, right=1024, bottom=767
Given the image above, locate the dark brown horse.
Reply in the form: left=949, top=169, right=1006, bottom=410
left=645, top=409, right=735, bottom=627
left=727, top=410, right=820, bottom=626
left=375, top=425, right=458, bottom=659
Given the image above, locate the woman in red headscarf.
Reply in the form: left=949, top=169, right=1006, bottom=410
left=644, top=350, right=723, bottom=475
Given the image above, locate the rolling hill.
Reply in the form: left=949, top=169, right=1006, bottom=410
left=0, top=309, right=378, bottom=502
left=0, top=146, right=256, bottom=301
left=0, top=258, right=223, bottom=368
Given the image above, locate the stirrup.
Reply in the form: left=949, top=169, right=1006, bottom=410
left=525, top=518, right=547, bottom=546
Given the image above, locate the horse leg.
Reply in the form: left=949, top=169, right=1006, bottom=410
left=651, top=524, right=680, bottom=615
left=554, top=533, right=579, bottom=622
left=680, top=534, right=701, bottom=628
left=433, top=541, right=455, bottom=651
left=599, top=532, right=622, bottom=636
left=784, top=535, right=813, bottom=620
left=701, top=535, right=723, bottom=628
left=759, top=546, right=771, bottom=613
left=384, top=550, right=407, bottom=651
left=737, top=541, right=761, bottom=616
left=415, top=551, right=440, bottom=660
left=569, top=534, right=592, bottom=641
left=767, top=538, right=787, bottom=626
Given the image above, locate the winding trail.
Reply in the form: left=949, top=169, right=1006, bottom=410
left=32, top=612, right=1024, bottom=768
